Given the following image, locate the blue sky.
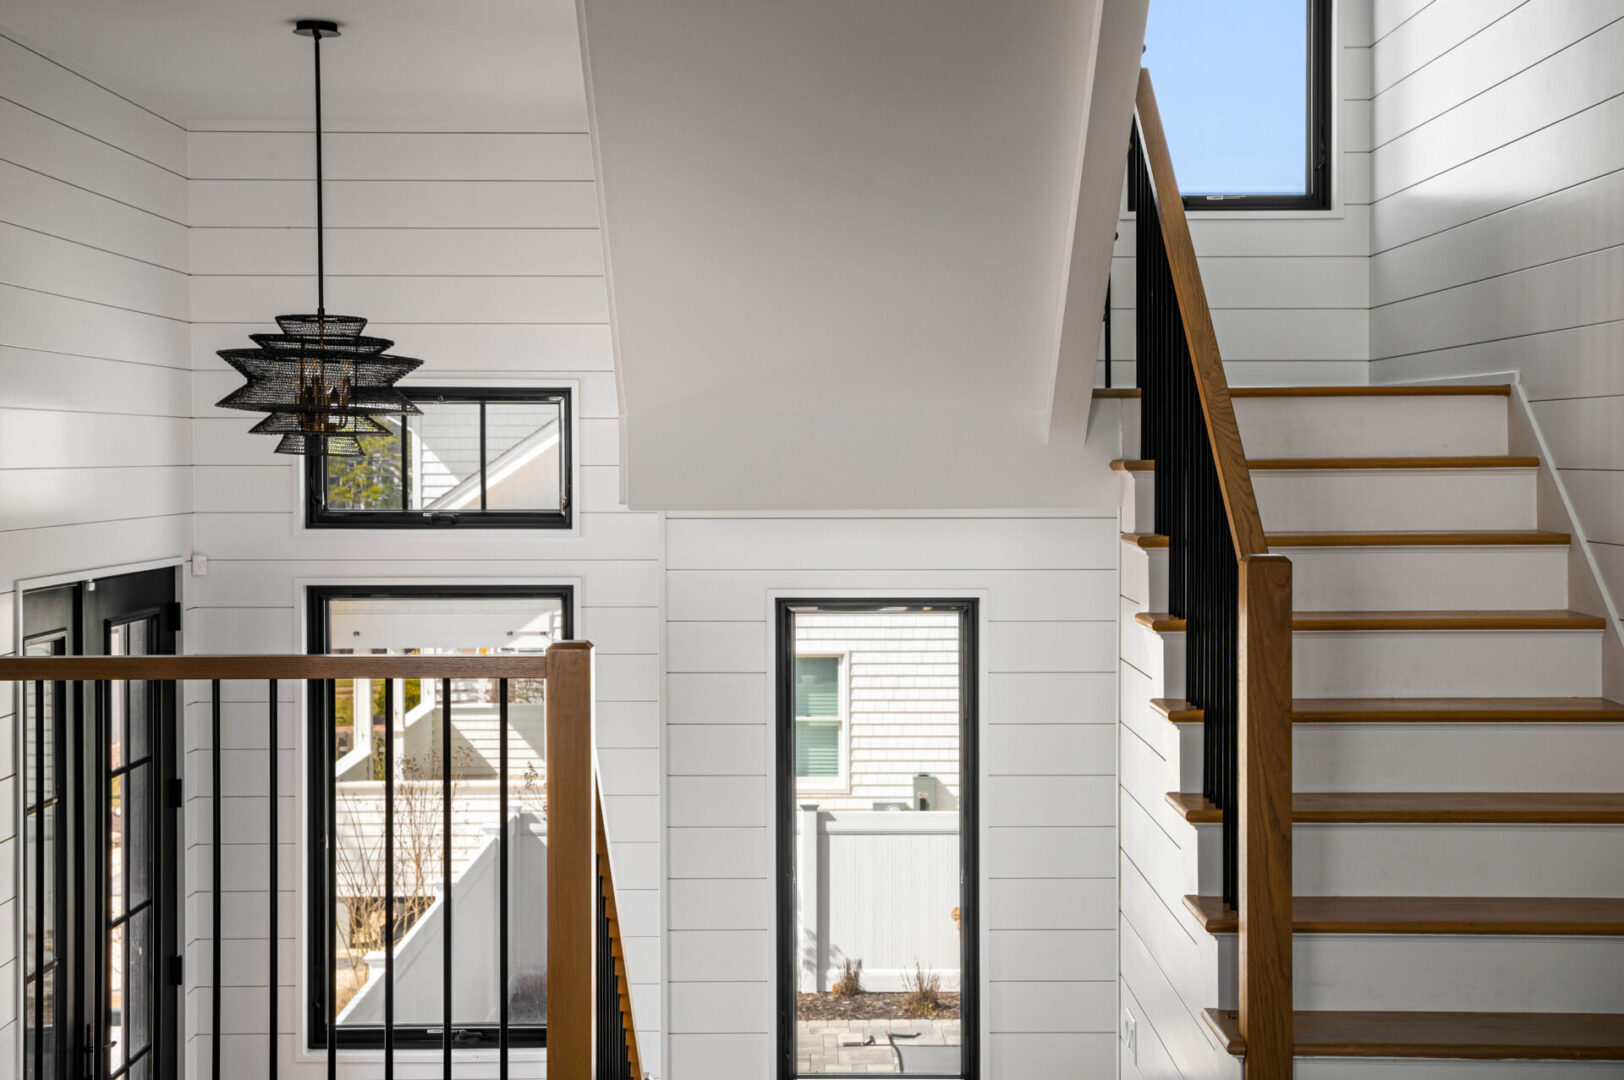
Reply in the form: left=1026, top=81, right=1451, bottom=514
left=1143, top=0, right=1309, bottom=195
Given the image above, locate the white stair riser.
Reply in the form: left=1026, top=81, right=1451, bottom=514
left=1117, top=396, right=1512, bottom=460
left=1276, top=545, right=1570, bottom=611
left=1176, top=722, right=1624, bottom=793
left=1128, top=541, right=1571, bottom=612
left=1155, top=628, right=1602, bottom=698
left=1186, top=822, right=1624, bottom=898
left=1231, top=395, right=1510, bottom=459
left=1213, top=934, right=1624, bottom=1013
left=1122, top=469, right=1539, bottom=531
left=1255, top=469, right=1539, bottom=531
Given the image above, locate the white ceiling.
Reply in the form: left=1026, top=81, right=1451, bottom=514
left=581, top=0, right=1145, bottom=509
left=0, top=0, right=587, bottom=129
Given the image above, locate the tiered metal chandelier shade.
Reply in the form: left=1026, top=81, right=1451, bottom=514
left=214, top=21, right=425, bottom=456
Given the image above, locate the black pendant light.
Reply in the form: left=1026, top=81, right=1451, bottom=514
left=214, top=19, right=423, bottom=456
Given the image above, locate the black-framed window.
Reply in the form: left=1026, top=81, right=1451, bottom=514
left=306, top=584, right=574, bottom=1053
left=776, top=600, right=979, bottom=1079
left=305, top=387, right=572, bottom=529
left=1142, top=0, right=1332, bottom=210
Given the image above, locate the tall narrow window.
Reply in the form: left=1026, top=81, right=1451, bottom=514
left=1142, top=0, right=1331, bottom=209
left=306, top=585, right=572, bottom=1053
left=777, top=601, right=978, bottom=1079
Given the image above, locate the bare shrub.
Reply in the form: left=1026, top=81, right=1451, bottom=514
left=831, top=957, right=864, bottom=998
left=902, top=963, right=943, bottom=1017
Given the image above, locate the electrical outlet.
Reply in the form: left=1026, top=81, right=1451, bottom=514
left=1123, top=1008, right=1138, bottom=1063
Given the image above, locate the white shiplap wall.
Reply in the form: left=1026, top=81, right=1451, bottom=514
left=663, top=509, right=1122, bottom=1079
left=184, top=118, right=663, bottom=1075
left=1368, top=0, right=1624, bottom=612
left=0, top=30, right=192, bottom=1070
left=1109, top=0, right=1374, bottom=387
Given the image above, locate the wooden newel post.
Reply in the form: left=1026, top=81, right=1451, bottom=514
left=1237, top=556, right=1293, bottom=1080
left=546, top=641, right=596, bottom=1078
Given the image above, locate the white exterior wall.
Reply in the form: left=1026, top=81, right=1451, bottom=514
left=0, top=31, right=193, bottom=1070
left=1367, top=0, right=1624, bottom=618
left=1108, top=0, right=1374, bottom=388
left=793, top=612, right=962, bottom=811
left=662, top=498, right=1124, bottom=1080
left=182, top=105, right=664, bottom=1075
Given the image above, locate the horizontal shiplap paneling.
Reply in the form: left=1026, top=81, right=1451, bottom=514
left=1370, top=0, right=1624, bottom=611
left=182, top=118, right=658, bottom=1077
left=663, top=513, right=1119, bottom=1079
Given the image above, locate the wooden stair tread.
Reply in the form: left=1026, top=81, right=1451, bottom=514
left=1202, top=1008, right=1624, bottom=1060
left=1112, top=455, right=1538, bottom=471
left=1093, top=386, right=1511, bottom=399
left=1124, top=530, right=1571, bottom=548
left=1136, top=610, right=1605, bottom=632
left=1184, top=894, right=1624, bottom=935
left=1167, top=791, right=1624, bottom=824
left=1153, top=696, right=1624, bottom=724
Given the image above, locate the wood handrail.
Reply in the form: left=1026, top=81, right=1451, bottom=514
left=598, top=790, right=645, bottom=1079
left=1134, top=69, right=1293, bottom=1080
left=0, top=653, right=549, bottom=680
left=1134, top=69, right=1269, bottom=559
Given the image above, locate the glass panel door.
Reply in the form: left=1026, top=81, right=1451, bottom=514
left=23, top=634, right=68, bottom=1080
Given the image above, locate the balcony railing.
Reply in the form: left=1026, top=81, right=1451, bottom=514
left=0, top=641, right=640, bottom=1080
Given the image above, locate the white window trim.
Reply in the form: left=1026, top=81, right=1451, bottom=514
left=794, top=650, right=850, bottom=794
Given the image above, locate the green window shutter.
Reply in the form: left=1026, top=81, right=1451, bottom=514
left=796, top=719, right=841, bottom=778
left=795, top=656, right=840, bottom=718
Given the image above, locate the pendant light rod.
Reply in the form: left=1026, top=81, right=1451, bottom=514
left=295, top=20, right=340, bottom=316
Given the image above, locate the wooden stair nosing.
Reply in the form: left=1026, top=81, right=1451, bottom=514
left=1093, top=386, right=1511, bottom=400
left=1183, top=894, right=1624, bottom=936
left=1202, top=1008, right=1624, bottom=1061
left=1152, top=696, right=1624, bottom=725
left=1111, top=455, right=1539, bottom=471
left=1135, top=609, right=1606, bottom=633
left=1166, top=790, right=1624, bottom=825
left=1124, top=530, right=1572, bottom=548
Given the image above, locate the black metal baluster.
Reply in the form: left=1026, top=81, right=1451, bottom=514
left=268, top=680, right=278, bottom=1079
left=384, top=677, right=395, bottom=1079
left=498, top=678, right=510, bottom=1078
left=33, top=679, right=45, bottom=1080
left=210, top=679, right=222, bottom=1080
left=326, top=678, right=337, bottom=1080
left=441, top=677, right=452, bottom=1080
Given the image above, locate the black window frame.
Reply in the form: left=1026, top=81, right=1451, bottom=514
left=304, top=386, right=573, bottom=530
left=305, top=583, right=576, bottom=1054
left=774, top=598, right=980, bottom=1080
left=1161, top=0, right=1333, bottom=212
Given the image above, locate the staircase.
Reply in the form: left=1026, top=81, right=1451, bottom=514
left=1115, top=384, right=1624, bottom=1075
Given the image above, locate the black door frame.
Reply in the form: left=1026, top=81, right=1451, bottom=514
left=774, top=599, right=980, bottom=1080
left=20, top=567, right=181, bottom=1080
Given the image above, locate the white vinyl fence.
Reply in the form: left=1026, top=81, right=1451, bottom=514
left=340, top=812, right=549, bottom=1026
left=795, top=809, right=961, bottom=992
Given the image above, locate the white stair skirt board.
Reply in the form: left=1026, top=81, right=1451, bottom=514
left=1181, top=822, right=1624, bottom=899
left=1173, top=722, right=1624, bottom=794
left=1214, top=934, right=1624, bottom=1014
left=1152, top=627, right=1602, bottom=699
left=1228, top=395, right=1510, bottom=459
left=1120, top=468, right=1540, bottom=532
left=1127, top=541, right=1571, bottom=613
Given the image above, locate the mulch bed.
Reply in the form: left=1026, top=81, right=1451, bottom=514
left=797, top=992, right=960, bottom=1021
